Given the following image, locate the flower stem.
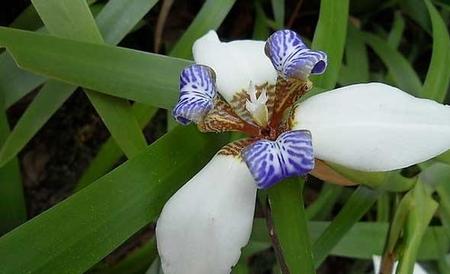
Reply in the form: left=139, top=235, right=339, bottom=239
left=267, top=177, right=316, bottom=274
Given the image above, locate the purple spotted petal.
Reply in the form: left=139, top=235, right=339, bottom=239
left=265, top=29, right=327, bottom=80
left=172, top=64, right=217, bottom=125
left=242, top=130, right=314, bottom=189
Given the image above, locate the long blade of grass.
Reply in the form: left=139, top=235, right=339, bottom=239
left=271, top=0, right=285, bottom=28
left=0, top=0, right=154, bottom=109
left=31, top=0, right=103, bottom=42
left=312, top=186, right=380, bottom=267
left=252, top=219, right=449, bottom=260
left=96, top=0, right=159, bottom=45
left=311, top=0, right=349, bottom=90
left=422, top=0, right=450, bottom=102
left=9, top=4, right=42, bottom=31
left=0, top=82, right=73, bottom=167
left=0, top=52, right=45, bottom=109
left=306, top=184, right=343, bottom=220
left=169, top=0, right=236, bottom=58
left=387, top=12, right=405, bottom=49
left=0, top=93, right=26, bottom=235
left=361, top=32, right=423, bottom=96
left=268, top=178, right=316, bottom=274
left=0, top=0, right=160, bottom=167
left=0, top=4, right=47, bottom=109
left=399, top=0, right=432, bottom=35
left=0, top=27, right=191, bottom=108
left=77, top=0, right=235, bottom=190
left=30, top=0, right=147, bottom=159
left=75, top=103, right=157, bottom=191
left=253, top=1, right=270, bottom=40
left=396, top=181, right=438, bottom=274
left=0, top=127, right=227, bottom=274
left=338, top=24, right=369, bottom=85
left=93, top=239, right=158, bottom=274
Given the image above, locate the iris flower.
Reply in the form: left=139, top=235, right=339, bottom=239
left=156, top=29, right=450, bottom=274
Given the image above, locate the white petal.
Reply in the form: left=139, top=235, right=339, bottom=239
left=156, top=154, right=257, bottom=274
left=372, top=255, right=428, bottom=274
left=292, top=82, right=450, bottom=171
left=193, top=30, right=277, bottom=102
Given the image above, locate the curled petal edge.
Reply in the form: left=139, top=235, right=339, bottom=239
left=172, top=64, right=217, bottom=125
left=265, top=29, right=328, bottom=80
left=242, top=130, right=315, bottom=189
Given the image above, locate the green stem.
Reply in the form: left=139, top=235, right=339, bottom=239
left=268, top=177, right=315, bottom=274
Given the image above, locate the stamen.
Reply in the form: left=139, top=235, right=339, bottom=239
left=245, top=81, right=269, bottom=127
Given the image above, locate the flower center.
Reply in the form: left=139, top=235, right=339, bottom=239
left=245, top=81, right=269, bottom=128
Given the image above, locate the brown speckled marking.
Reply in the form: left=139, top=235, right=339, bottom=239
left=198, top=96, right=260, bottom=135
left=229, top=82, right=276, bottom=124
left=269, top=77, right=311, bottom=128
left=217, top=138, right=256, bottom=158
left=287, top=103, right=300, bottom=129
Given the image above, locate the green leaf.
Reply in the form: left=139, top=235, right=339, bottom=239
left=75, top=103, right=157, bottom=191
left=9, top=5, right=42, bottom=31
left=93, top=239, right=157, bottom=274
left=400, top=0, right=432, bottom=34
left=338, top=24, right=369, bottom=85
left=271, top=0, right=285, bottom=28
left=311, top=0, right=349, bottom=89
left=31, top=0, right=147, bottom=160
left=0, top=93, right=26, bottom=235
left=312, top=186, right=380, bottom=267
left=0, top=52, right=45, bottom=109
left=253, top=1, right=270, bottom=40
left=421, top=163, right=450, bottom=238
left=422, top=0, right=450, bottom=102
left=437, top=150, right=450, bottom=165
left=86, top=92, right=148, bottom=158
left=0, top=27, right=191, bottom=108
left=0, top=0, right=160, bottom=166
left=0, top=81, right=73, bottom=167
left=0, top=3, right=46, bottom=109
left=268, top=178, right=315, bottom=274
left=306, top=184, right=343, bottom=220
left=169, top=0, right=236, bottom=58
left=387, top=12, right=405, bottom=49
left=361, top=32, right=423, bottom=96
left=326, top=162, right=415, bottom=192
left=0, top=127, right=227, bottom=274
left=397, top=180, right=438, bottom=274
left=31, top=0, right=103, bottom=43
left=96, top=0, right=159, bottom=45
left=251, top=219, right=449, bottom=260
left=310, top=222, right=448, bottom=260
left=0, top=0, right=155, bottom=110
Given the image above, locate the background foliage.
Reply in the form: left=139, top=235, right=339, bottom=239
left=0, top=0, right=449, bottom=273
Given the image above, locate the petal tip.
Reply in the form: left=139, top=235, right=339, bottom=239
left=173, top=64, right=217, bottom=125
left=265, top=29, right=328, bottom=80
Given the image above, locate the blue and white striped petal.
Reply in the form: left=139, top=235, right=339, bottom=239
left=172, top=64, right=217, bottom=125
left=242, top=130, right=315, bottom=189
left=265, top=29, right=327, bottom=80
